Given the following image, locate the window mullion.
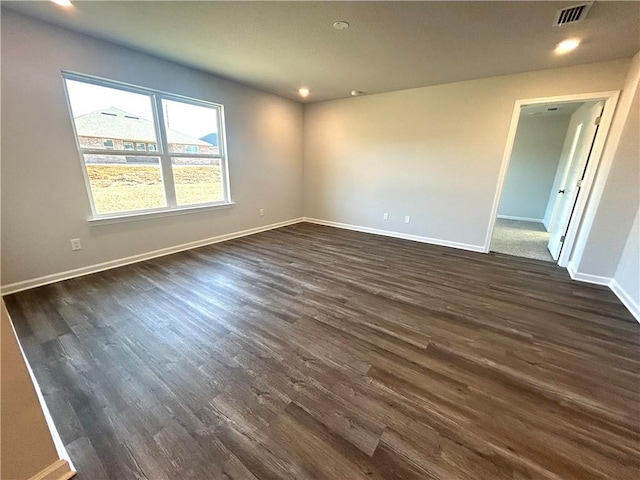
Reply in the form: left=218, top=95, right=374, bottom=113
left=218, top=106, right=231, bottom=202
left=152, top=94, right=177, bottom=208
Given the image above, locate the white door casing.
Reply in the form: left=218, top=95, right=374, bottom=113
left=486, top=90, right=620, bottom=268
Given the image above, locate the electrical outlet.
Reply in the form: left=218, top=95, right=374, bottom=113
left=404, top=215, right=411, bottom=224
left=259, top=208, right=265, bottom=217
left=70, top=238, right=82, bottom=251
left=383, top=212, right=389, bottom=221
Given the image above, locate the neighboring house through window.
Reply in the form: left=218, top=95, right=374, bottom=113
left=63, top=73, right=228, bottom=217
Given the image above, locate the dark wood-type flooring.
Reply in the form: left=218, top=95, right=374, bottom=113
left=6, top=223, right=640, bottom=480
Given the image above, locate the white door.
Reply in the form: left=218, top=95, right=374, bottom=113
left=548, top=102, right=604, bottom=260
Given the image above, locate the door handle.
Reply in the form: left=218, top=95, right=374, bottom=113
left=558, top=189, right=566, bottom=194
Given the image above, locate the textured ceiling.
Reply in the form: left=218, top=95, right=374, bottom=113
left=3, top=1, right=639, bottom=103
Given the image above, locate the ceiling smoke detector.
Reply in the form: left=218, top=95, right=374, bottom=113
left=333, top=21, right=350, bottom=30
left=553, top=3, right=593, bottom=27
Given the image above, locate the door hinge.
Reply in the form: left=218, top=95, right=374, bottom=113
left=560, top=235, right=566, bottom=242
left=576, top=179, right=583, bottom=188
left=594, top=116, right=601, bottom=126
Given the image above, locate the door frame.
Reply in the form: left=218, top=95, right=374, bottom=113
left=484, top=90, right=620, bottom=267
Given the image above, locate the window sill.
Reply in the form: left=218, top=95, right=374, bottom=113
left=88, top=201, right=236, bottom=226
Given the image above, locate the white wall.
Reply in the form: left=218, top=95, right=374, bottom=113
left=497, top=115, right=569, bottom=221
left=575, top=53, right=640, bottom=279
left=1, top=11, right=304, bottom=287
left=613, top=210, right=640, bottom=320
left=1, top=10, right=637, bottom=316
left=303, top=59, right=630, bottom=250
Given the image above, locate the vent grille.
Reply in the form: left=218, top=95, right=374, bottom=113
left=553, top=3, right=593, bottom=26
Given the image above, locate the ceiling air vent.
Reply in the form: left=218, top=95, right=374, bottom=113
left=553, top=2, right=593, bottom=27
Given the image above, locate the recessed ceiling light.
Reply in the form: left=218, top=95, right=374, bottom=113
left=50, top=0, right=73, bottom=7
left=333, top=21, right=350, bottom=30
left=555, top=38, right=580, bottom=55
left=298, top=88, right=310, bottom=98
left=351, top=90, right=366, bottom=96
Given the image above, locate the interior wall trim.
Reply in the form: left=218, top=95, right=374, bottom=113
left=308, top=220, right=639, bottom=323
left=610, top=279, right=640, bottom=323
left=27, top=459, right=75, bottom=480
left=567, top=262, right=639, bottom=324
left=485, top=90, right=621, bottom=267
left=566, top=261, right=612, bottom=286
left=0, top=218, right=304, bottom=296
left=497, top=215, right=544, bottom=223
left=3, top=217, right=636, bottom=323
left=303, top=217, right=486, bottom=253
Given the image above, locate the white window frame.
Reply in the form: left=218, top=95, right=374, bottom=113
left=62, top=71, right=233, bottom=223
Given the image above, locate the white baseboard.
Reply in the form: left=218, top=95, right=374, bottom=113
left=28, top=459, right=75, bottom=480
left=497, top=215, right=544, bottom=223
left=542, top=217, right=551, bottom=232
left=1, top=218, right=304, bottom=296
left=567, top=262, right=639, bottom=324
left=303, top=217, right=485, bottom=253
left=566, top=262, right=612, bottom=286
left=610, top=279, right=640, bottom=323
left=3, top=216, right=637, bottom=323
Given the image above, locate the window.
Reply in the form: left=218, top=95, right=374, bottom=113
left=63, top=73, right=229, bottom=217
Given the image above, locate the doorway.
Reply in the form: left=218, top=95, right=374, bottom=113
left=486, top=91, right=619, bottom=266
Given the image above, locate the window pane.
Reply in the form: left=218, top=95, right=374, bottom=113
left=65, top=79, right=156, bottom=150
left=162, top=99, right=219, bottom=155
left=84, top=155, right=165, bottom=214
left=171, top=157, right=223, bottom=206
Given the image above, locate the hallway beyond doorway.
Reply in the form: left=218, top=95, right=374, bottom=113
left=491, top=218, right=554, bottom=262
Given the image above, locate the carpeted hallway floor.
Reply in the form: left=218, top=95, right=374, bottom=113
left=490, top=218, right=554, bottom=262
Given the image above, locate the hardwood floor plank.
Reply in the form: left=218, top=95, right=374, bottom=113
left=5, top=223, right=638, bottom=479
